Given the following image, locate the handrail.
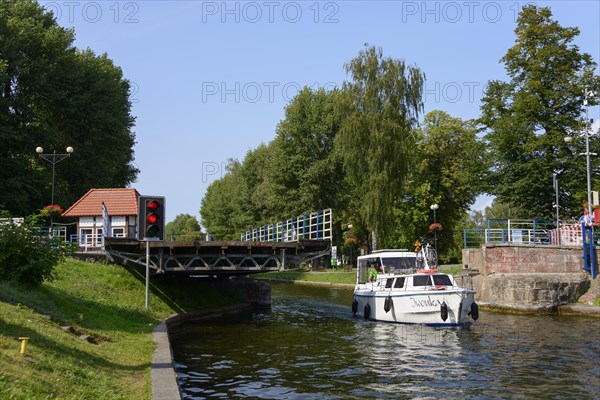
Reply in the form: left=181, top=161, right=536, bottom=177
left=463, top=219, right=599, bottom=248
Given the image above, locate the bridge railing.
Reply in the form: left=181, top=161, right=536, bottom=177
left=463, top=219, right=598, bottom=248
left=241, top=209, right=332, bottom=242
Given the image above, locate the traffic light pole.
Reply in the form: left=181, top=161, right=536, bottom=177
left=145, top=240, right=150, bottom=311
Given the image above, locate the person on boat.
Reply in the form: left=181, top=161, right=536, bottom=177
left=369, top=263, right=378, bottom=282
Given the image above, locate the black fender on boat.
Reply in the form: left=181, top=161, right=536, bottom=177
left=470, top=302, right=479, bottom=321
left=352, top=299, right=358, bottom=315
left=384, top=295, right=392, bottom=313
left=364, top=303, right=371, bottom=319
left=440, top=301, right=448, bottom=322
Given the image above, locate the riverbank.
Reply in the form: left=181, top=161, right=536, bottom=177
left=256, top=269, right=600, bottom=317
left=254, top=270, right=356, bottom=285
left=0, top=258, right=235, bottom=399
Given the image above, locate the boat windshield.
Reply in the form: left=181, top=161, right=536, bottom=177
left=413, top=274, right=453, bottom=287
left=381, top=256, right=416, bottom=272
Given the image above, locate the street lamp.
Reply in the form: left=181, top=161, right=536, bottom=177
left=36, top=146, right=74, bottom=206
left=564, top=89, right=596, bottom=218
left=430, top=203, right=439, bottom=254
left=553, top=173, right=560, bottom=245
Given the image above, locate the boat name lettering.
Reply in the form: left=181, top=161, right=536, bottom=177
left=410, top=296, right=441, bottom=308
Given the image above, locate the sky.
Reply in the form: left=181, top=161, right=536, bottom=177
left=40, top=0, right=600, bottom=224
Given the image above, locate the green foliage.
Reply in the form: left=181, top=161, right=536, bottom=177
left=336, top=45, right=425, bottom=247
left=165, top=213, right=201, bottom=241
left=0, top=221, right=69, bottom=287
left=0, top=0, right=138, bottom=216
left=201, top=159, right=256, bottom=240
left=392, top=111, right=486, bottom=258
left=254, top=270, right=356, bottom=285
left=266, top=87, right=345, bottom=218
left=480, top=5, right=600, bottom=219
left=483, top=199, right=525, bottom=220
left=0, top=258, right=234, bottom=399
left=200, top=88, right=345, bottom=239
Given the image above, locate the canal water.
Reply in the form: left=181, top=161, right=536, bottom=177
left=171, top=282, right=600, bottom=399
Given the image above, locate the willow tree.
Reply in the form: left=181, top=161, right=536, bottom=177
left=336, top=45, right=425, bottom=249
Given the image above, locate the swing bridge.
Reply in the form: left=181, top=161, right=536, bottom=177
left=104, top=209, right=333, bottom=275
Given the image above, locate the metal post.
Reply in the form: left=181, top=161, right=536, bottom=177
left=554, top=173, right=560, bottom=245
left=584, top=90, right=593, bottom=218
left=145, top=240, right=150, bottom=311
left=433, top=207, right=437, bottom=254
left=51, top=150, right=56, bottom=205
left=36, top=146, right=73, bottom=225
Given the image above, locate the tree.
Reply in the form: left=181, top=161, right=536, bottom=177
left=480, top=5, right=600, bottom=220
left=200, top=160, right=255, bottom=240
left=265, top=87, right=345, bottom=219
left=0, top=0, right=138, bottom=216
left=483, top=199, right=524, bottom=220
left=200, top=88, right=348, bottom=240
left=336, top=45, right=425, bottom=248
left=392, top=111, right=486, bottom=260
left=165, top=214, right=201, bottom=241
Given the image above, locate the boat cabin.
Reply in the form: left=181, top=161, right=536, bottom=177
left=356, top=249, right=417, bottom=284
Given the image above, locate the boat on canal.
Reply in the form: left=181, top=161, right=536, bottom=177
left=352, top=248, right=478, bottom=326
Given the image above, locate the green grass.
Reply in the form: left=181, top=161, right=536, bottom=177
left=255, top=270, right=357, bottom=285
left=0, top=258, right=234, bottom=399
left=438, top=265, right=463, bottom=275
left=256, top=265, right=464, bottom=286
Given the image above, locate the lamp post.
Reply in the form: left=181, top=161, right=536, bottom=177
left=347, top=224, right=353, bottom=268
left=553, top=173, right=560, bottom=245
left=564, top=89, right=596, bottom=218
left=430, top=203, right=439, bottom=254
left=36, top=146, right=74, bottom=206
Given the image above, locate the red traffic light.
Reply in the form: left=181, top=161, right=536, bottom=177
left=138, top=195, right=165, bottom=240
left=147, top=213, right=158, bottom=224
left=147, top=200, right=160, bottom=211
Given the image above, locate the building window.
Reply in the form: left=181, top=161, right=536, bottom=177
left=80, top=228, right=93, bottom=245
left=112, top=228, right=125, bottom=237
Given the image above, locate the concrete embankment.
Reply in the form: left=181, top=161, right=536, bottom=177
left=467, top=272, right=592, bottom=314
left=461, top=244, right=599, bottom=316
left=152, top=276, right=271, bottom=400
left=153, top=303, right=260, bottom=400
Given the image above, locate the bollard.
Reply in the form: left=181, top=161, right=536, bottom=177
left=18, top=337, right=30, bottom=356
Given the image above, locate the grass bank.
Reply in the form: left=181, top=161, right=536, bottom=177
left=255, top=265, right=464, bottom=285
left=255, top=270, right=356, bottom=285
left=0, top=258, right=235, bottom=399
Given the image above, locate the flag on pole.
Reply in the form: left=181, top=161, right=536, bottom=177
left=102, top=202, right=111, bottom=238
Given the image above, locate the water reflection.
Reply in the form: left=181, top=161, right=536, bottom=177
left=172, top=282, right=600, bottom=399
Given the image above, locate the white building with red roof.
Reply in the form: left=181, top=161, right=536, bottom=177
left=63, top=188, right=140, bottom=248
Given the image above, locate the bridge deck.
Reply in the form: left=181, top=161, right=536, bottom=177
left=105, top=238, right=331, bottom=275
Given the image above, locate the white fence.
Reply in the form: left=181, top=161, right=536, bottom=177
left=241, top=209, right=333, bottom=242
left=462, top=219, right=595, bottom=248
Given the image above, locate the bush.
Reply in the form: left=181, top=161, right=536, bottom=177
left=0, top=221, right=70, bottom=287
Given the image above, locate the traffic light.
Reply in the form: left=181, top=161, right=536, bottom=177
left=138, top=196, right=166, bottom=240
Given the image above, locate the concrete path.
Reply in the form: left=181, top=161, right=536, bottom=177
left=151, top=322, right=180, bottom=400
left=558, top=303, right=600, bottom=317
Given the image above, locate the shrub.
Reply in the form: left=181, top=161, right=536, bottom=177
left=0, top=221, right=70, bottom=287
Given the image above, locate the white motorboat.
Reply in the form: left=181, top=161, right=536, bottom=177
left=352, top=249, right=478, bottom=326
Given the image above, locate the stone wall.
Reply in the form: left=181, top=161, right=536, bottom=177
left=460, top=244, right=596, bottom=313
left=470, top=272, right=590, bottom=313
left=462, top=244, right=593, bottom=275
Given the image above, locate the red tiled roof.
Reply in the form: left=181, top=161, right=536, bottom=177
left=63, top=188, right=140, bottom=217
